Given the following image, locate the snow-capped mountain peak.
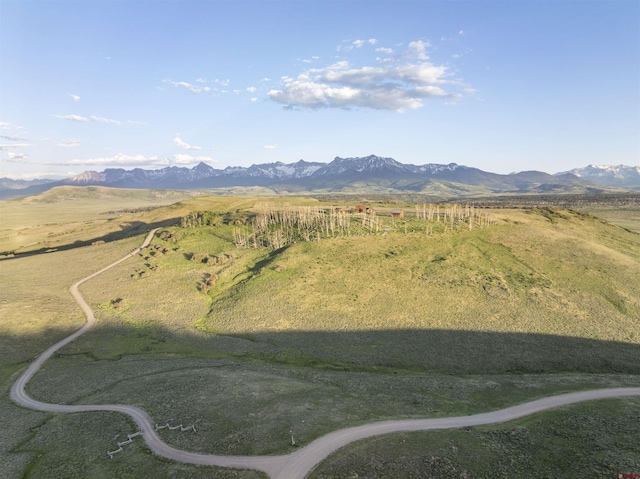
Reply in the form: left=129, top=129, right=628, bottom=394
left=556, top=164, right=640, bottom=186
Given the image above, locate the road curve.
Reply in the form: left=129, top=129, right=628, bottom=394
left=10, top=229, right=640, bottom=479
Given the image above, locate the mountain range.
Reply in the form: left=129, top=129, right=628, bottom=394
left=1, top=155, right=638, bottom=199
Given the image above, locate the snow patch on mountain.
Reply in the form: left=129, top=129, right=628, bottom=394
left=559, top=164, right=640, bottom=179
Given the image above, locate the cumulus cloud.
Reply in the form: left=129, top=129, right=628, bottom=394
left=57, top=138, right=81, bottom=147
left=263, top=144, right=277, bottom=149
left=268, top=41, right=461, bottom=112
left=407, top=40, right=430, bottom=60
left=173, top=135, right=202, bottom=150
left=302, top=55, right=320, bottom=63
left=68, top=94, right=80, bottom=102
left=246, top=86, right=257, bottom=93
left=250, top=97, right=258, bottom=102
left=375, top=47, right=393, bottom=54
left=340, top=39, right=377, bottom=51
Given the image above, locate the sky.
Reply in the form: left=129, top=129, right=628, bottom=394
left=1, top=0, right=639, bottom=179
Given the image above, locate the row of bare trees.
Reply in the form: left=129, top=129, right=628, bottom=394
left=415, top=203, right=497, bottom=230
left=233, top=205, right=376, bottom=249
left=233, top=203, right=497, bottom=249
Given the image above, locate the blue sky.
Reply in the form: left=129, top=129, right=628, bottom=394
left=1, top=0, right=638, bottom=179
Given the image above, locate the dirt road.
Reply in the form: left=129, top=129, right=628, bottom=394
left=10, top=229, right=640, bottom=478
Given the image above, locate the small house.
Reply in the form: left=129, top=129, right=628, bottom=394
left=391, top=209, right=404, bottom=218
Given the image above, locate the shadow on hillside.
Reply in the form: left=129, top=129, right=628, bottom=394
left=9, top=322, right=640, bottom=376
left=0, top=217, right=180, bottom=261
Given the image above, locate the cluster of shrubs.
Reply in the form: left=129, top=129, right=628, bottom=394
left=159, top=230, right=179, bottom=242
left=180, top=211, right=221, bottom=228
left=131, top=244, right=174, bottom=279
left=189, top=252, right=233, bottom=265
left=149, top=244, right=172, bottom=256
left=180, top=211, right=253, bottom=228
left=198, top=273, right=218, bottom=293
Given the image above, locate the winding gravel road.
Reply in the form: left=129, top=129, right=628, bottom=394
left=10, top=229, right=640, bottom=479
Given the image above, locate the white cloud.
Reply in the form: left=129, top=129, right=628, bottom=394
left=459, top=30, right=465, bottom=35
left=195, top=78, right=207, bottom=83
left=6, top=152, right=29, bottom=161
left=0, top=143, right=30, bottom=150
left=49, top=153, right=171, bottom=167
left=263, top=144, right=277, bottom=149
left=68, top=94, right=80, bottom=102
left=246, top=86, right=257, bottom=93
left=375, top=47, right=393, bottom=54
left=0, top=121, right=24, bottom=130
left=173, top=135, right=202, bottom=150
left=127, top=120, right=147, bottom=125
left=407, top=40, right=430, bottom=60
left=0, top=170, right=72, bottom=180
left=54, top=114, right=121, bottom=124
left=250, top=97, right=258, bottom=102
left=55, top=114, right=89, bottom=122
left=57, top=138, right=81, bottom=147
left=91, top=115, right=121, bottom=125
left=233, top=89, right=241, bottom=94
left=173, top=153, right=217, bottom=164
left=345, top=38, right=377, bottom=50
left=164, top=80, right=211, bottom=94
left=268, top=41, right=459, bottom=112
left=1, top=134, right=28, bottom=142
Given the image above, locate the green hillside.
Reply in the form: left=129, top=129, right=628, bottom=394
left=58, top=198, right=639, bottom=370
left=4, top=191, right=640, bottom=477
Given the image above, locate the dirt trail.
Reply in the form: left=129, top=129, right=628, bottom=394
left=11, top=228, right=640, bottom=478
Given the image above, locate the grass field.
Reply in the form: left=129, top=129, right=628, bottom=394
left=3, top=187, right=640, bottom=477
left=0, top=186, right=202, bottom=256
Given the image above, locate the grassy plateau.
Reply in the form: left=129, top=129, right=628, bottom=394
left=2, top=187, right=640, bottom=478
